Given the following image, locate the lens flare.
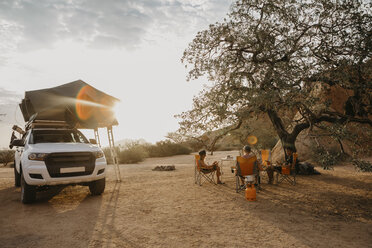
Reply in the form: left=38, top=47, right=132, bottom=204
left=76, top=86, right=96, bottom=120
left=247, top=135, right=258, bottom=145
left=75, top=85, right=117, bottom=122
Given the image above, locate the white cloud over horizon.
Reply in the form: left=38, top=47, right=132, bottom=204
left=0, top=0, right=231, bottom=52
left=0, top=0, right=233, bottom=148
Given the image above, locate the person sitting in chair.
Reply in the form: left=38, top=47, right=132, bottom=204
left=241, top=145, right=259, bottom=186
left=267, top=146, right=298, bottom=183
left=198, top=150, right=223, bottom=184
left=280, top=147, right=299, bottom=173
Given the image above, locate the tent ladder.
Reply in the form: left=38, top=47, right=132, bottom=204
left=107, top=126, right=121, bottom=182
left=94, top=128, right=101, bottom=147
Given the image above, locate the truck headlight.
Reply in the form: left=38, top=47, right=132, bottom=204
left=28, top=153, right=48, bottom=161
left=95, top=151, right=105, bottom=159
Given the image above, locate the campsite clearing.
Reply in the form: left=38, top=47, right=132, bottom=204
left=0, top=151, right=371, bottom=248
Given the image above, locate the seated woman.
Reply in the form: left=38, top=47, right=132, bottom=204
left=266, top=147, right=298, bottom=183
left=198, top=150, right=223, bottom=184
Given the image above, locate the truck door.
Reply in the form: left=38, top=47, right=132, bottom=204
left=14, top=131, right=29, bottom=173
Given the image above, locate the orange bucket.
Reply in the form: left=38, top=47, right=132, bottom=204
left=245, top=184, right=256, bottom=201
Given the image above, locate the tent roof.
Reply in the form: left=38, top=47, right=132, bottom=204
left=20, top=80, right=119, bottom=129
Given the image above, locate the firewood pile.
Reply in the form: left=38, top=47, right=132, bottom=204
left=152, top=165, right=176, bottom=171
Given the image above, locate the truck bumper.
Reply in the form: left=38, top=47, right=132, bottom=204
left=23, top=160, right=107, bottom=186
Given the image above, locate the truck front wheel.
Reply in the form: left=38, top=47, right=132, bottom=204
left=89, top=178, right=105, bottom=195
left=21, top=173, right=36, bottom=204
left=14, top=162, right=21, bottom=187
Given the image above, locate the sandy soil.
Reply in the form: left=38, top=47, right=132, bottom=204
left=0, top=151, right=371, bottom=248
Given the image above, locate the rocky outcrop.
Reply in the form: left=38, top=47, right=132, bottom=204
left=271, top=82, right=372, bottom=163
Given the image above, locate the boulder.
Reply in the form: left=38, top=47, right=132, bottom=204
left=271, top=82, right=372, bottom=164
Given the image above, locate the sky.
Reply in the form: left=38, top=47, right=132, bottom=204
left=0, top=0, right=233, bottom=148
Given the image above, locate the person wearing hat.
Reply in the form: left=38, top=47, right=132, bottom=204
left=198, top=150, right=224, bottom=184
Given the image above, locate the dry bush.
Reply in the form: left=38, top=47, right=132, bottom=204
left=0, top=150, right=15, bottom=166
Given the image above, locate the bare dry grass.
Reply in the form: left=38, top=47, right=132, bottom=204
left=0, top=151, right=371, bottom=247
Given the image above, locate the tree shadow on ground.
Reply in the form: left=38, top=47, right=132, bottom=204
left=199, top=172, right=372, bottom=248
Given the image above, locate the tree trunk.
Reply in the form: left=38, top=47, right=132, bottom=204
left=266, top=109, right=300, bottom=159
left=280, top=135, right=298, bottom=160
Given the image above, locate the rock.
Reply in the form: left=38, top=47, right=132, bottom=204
left=271, top=82, right=372, bottom=164
left=152, top=165, right=176, bottom=171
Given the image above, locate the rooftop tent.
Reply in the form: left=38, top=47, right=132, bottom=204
left=19, top=80, right=119, bottom=129
left=19, top=80, right=122, bottom=181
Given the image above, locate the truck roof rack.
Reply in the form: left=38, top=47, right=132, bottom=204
left=26, top=120, right=73, bottom=130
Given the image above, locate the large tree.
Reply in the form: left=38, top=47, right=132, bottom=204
left=179, top=0, right=371, bottom=154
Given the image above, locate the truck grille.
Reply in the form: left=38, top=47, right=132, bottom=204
left=44, top=152, right=95, bottom=178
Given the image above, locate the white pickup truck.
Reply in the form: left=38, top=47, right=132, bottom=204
left=12, top=126, right=107, bottom=204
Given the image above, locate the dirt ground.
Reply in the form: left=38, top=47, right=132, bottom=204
left=0, top=151, right=371, bottom=248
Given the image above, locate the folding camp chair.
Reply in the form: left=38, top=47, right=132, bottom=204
left=259, top=149, right=272, bottom=183
left=233, top=156, right=258, bottom=193
left=276, top=153, right=298, bottom=185
left=260, top=149, right=272, bottom=169
left=194, top=155, right=216, bottom=186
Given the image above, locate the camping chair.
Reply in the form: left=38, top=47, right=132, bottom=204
left=233, top=156, right=259, bottom=193
left=259, top=149, right=272, bottom=183
left=194, top=155, right=216, bottom=186
left=260, top=149, right=272, bottom=169
left=276, top=153, right=298, bottom=186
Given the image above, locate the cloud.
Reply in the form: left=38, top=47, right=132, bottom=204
left=0, top=0, right=231, bottom=52
left=0, top=88, right=23, bottom=125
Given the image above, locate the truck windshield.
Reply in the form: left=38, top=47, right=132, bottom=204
left=30, top=129, right=89, bottom=144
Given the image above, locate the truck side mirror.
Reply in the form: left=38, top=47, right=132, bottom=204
left=89, top=139, right=97, bottom=145
left=11, top=139, right=24, bottom=147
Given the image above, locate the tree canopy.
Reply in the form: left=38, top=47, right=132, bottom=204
left=179, top=0, right=371, bottom=152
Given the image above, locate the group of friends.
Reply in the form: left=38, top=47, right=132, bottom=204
left=197, top=145, right=298, bottom=185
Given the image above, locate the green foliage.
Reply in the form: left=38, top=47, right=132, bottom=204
left=179, top=0, right=371, bottom=155
left=229, top=119, right=279, bottom=149
left=182, top=139, right=204, bottom=153
left=0, top=150, right=15, bottom=166
left=102, top=147, right=120, bottom=164
left=103, top=140, right=191, bottom=164
left=352, top=159, right=372, bottom=172
left=313, top=146, right=340, bottom=170
left=146, top=140, right=191, bottom=158
left=118, top=145, right=148, bottom=164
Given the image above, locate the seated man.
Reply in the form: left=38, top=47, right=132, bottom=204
left=198, top=150, right=223, bottom=184
left=267, top=147, right=298, bottom=183
left=241, top=145, right=259, bottom=185
left=282, top=147, right=299, bottom=172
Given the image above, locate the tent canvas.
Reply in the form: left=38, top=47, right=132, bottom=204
left=18, top=80, right=122, bottom=181
left=19, top=80, right=119, bottom=129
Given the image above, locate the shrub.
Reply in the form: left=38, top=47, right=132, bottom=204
left=102, top=147, right=120, bottom=164
left=352, top=159, right=372, bottom=172
left=118, top=145, right=148, bottom=164
left=182, top=140, right=204, bottom=152
left=0, top=150, right=15, bottom=166
left=104, top=145, right=148, bottom=164
left=313, top=146, right=340, bottom=170
left=103, top=139, right=191, bottom=164
left=146, top=140, right=191, bottom=157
